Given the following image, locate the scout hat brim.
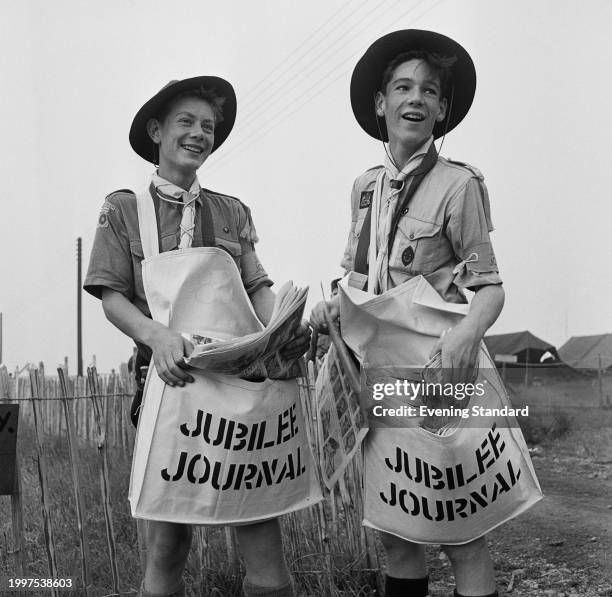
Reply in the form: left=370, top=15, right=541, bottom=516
left=129, top=75, right=237, bottom=163
left=350, top=29, right=476, bottom=141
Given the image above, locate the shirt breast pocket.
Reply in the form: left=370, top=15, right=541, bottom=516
left=131, top=234, right=179, bottom=257
left=130, top=234, right=179, bottom=293
left=393, top=217, right=449, bottom=275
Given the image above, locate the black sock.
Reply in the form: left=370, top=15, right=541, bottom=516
left=454, top=590, right=498, bottom=597
left=385, top=575, right=428, bottom=596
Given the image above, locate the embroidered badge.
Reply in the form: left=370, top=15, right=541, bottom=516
left=100, top=200, right=116, bottom=214
left=96, top=200, right=116, bottom=228
left=97, top=213, right=109, bottom=228
left=401, top=246, right=414, bottom=266
left=359, top=191, right=373, bottom=209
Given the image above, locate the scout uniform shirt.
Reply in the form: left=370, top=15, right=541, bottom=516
left=84, top=173, right=273, bottom=315
left=341, top=147, right=502, bottom=301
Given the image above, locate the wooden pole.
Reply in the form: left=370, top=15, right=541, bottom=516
left=0, top=365, right=9, bottom=399
left=196, top=527, right=206, bottom=594
left=77, top=238, right=83, bottom=377
left=58, top=369, right=93, bottom=596
left=224, top=527, right=239, bottom=572
left=29, top=369, right=60, bottom=597
left=10, top=450, right=25, bottom=576
left=315, top=501, right=334, bottom=596
left=136, top=519, right=148, bottom=578
left=87, top=367, right=120, bottom=595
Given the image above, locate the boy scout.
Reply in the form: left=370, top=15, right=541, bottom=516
left=85, top=76, right=308, bottom=597
left=311, top=30, right=504, bottom=597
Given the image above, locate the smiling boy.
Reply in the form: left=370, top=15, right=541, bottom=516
left=85, top=77, right=308, bottom=597
left=311, top=31, right=504, bottom=597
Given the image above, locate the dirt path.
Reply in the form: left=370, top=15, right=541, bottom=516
left=426, top=430, right=612, bottom=596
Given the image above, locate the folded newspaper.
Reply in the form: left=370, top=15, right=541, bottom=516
left=184, top=281, right=308, bottom=379
left=315, top=343, right=368, bottom=489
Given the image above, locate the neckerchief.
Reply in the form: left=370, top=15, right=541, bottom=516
left=354, top=138, right=439, bottom=293
left=373, top=137, right=433, bottom=291
left=152, top=173, right=201, bottom=249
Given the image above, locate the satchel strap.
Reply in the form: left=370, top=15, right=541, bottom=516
left=199, top=190, right=216, bottom=247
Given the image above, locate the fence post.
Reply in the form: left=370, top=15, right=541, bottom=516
left=0, top=365, right=9, bottom=399
left=136, top=519, right=148, bottom=578
left=58, top=369, right=93, bottom=597
left=87, top=367, right=120, bottom=596
left=29, top=369, right=60, bottom=597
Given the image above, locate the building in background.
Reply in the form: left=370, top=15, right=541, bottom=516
left=558, top=334, right=612, bottom=371
left=484, top=331, right=558, bottom=365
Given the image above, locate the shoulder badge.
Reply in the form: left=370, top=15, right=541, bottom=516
left=359, top=191, right=373, bottom=209
left=97, top=189, right=133, bottom=229
left=356, top=165, right=382, bottom=209
left=97, top=199, right=117, bottom=229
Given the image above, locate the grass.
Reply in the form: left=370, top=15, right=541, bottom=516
left=2, top=372, right=611, bottom=596
left=0, top=423, right=384, bottom=597
left=505, top=377, right=612, bottom=445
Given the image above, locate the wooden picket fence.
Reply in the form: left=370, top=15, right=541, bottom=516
left=0, top=362, right=382, bottom=597
left=1, top=363, right=135, bottom=451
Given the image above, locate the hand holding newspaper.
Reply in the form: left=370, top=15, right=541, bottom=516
left=184, top=281, right=308, bottom=379
left=313, top=276, right=368, bottom=489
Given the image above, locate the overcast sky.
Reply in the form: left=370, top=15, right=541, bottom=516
left=0, top=0, right=611, bottom=373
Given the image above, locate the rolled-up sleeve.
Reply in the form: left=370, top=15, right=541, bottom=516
left=84, top=197, right=134, bottom=300
left=446, top=177, right=502, bottom=290
left=236, top=203, right=274, bottom=294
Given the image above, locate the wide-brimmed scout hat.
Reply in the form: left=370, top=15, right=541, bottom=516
left=129, top=75, right=237, bottom=163
left=350, top=29, right=476, bottom=141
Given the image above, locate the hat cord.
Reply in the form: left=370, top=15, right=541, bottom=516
left=373, top=94, right=401, bottom=172
left=436, top=85, right=454, bottom=157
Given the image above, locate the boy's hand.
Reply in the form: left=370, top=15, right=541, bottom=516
left=310, top=296, right=340, bottom=334
left=428, top=284, right=504, bottom=385
left=100, top=288, right=195, bottom=387
left=149, top=324, right=195, bottom=387
left=429, top=322, right=480, bottom=384
left=280, top=320, right=312, bottom=360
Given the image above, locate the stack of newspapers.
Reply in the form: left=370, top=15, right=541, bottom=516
left=185, top=281, right=308, bottom=379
